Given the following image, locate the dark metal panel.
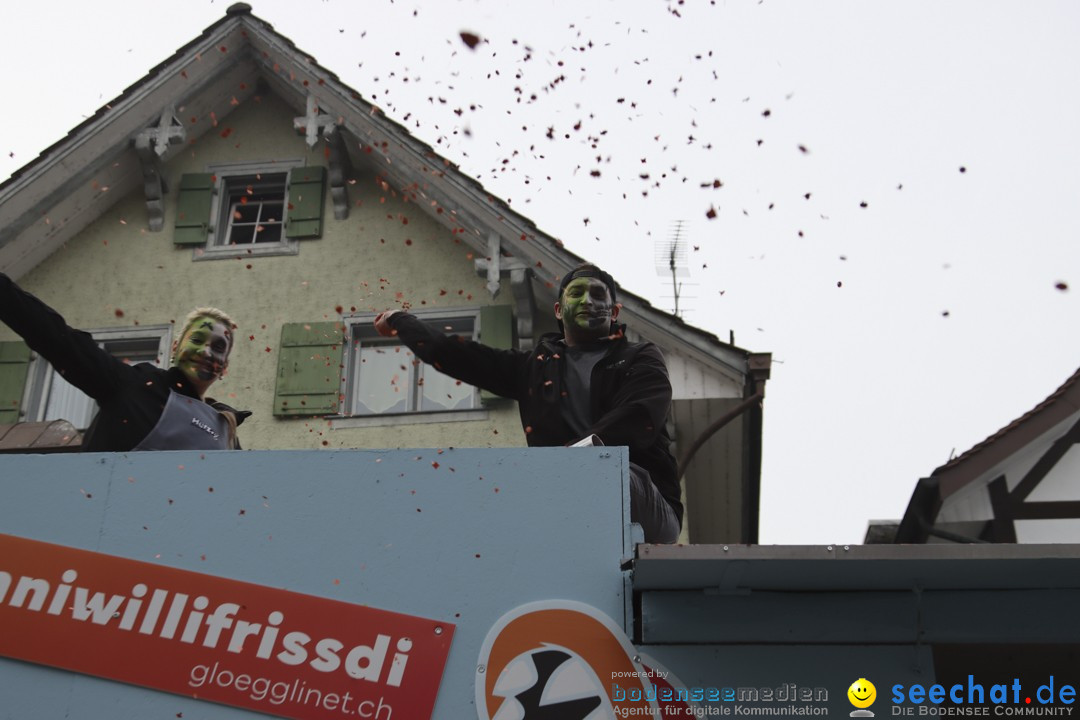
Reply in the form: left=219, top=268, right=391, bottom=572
left=641, top=590, right=918, bottom=644
left=640, top=588, right=1080, bottom=644
left=633, top=543, right=1080, bottom=591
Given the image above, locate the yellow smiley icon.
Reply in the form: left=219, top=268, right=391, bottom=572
left=848, top=678, right=877, bottom=709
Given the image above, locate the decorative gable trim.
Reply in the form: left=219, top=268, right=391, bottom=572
left=134, top=107, right=186, bottom=232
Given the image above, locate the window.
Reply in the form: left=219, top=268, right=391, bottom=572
left=218, top=173, right=287, bottom=246
left=273, top=306, right=511, bottom=420
left=343, top=311, right=479, bottom=416
left=175, top=160, right=327, bottom=260
left=22, top=326, right=171, bottom=430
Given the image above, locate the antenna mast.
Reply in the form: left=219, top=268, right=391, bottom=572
left=655, top=220, right=690, bottom=317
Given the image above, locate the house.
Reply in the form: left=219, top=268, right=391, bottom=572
left=874, top=366, right=1080, bottom=544
left=0, top=3, right=769, bottom=544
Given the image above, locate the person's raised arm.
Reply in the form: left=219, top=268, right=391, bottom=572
left=0, top=273, right=127, bottom=402
left=374, top=308, right=525, bottom=400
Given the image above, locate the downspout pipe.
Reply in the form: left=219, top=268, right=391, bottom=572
left=676, top=353, right=771, bottom=481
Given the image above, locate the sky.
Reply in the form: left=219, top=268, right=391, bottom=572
left=2, top=1, right=1079, bottom=544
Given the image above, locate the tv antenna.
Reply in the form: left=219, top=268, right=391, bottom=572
left=655, top=220, right=691, bottom=317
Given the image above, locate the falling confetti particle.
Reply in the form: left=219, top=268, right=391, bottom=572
left=460, top=31, right=481, bottom=49
left=114, top=309, right=125, bottom=318
left=1056, top=281, right=1069, bottom=291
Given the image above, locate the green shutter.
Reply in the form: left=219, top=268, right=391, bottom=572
left=174, top=173, right=215, bottom=246
left=0, top=341, right=31, bottom=424
left=273, top=322, right=343, bottom=417
left=285, top=166, right=326, bottom=239
left=479, top=305, right=514, bottom=403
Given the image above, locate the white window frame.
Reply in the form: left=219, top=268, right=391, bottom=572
left=194, top=159, right=305, bottom=261
left=337, top=309, right=483, bottom=421
left=21, top=325, right=172, bottom=430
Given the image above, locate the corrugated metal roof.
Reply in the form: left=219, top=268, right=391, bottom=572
left=0, top=420, right=82, bottom=453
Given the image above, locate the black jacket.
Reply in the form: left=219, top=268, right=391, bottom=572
left=0, top=273, right=247, bottom=451
left=388, top=312, right=682, bottom=524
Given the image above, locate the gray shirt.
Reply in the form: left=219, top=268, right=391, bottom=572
left=560, top=343, right=610, bottom=438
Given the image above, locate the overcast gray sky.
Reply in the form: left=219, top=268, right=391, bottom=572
left=3, top=1, right=1078, bottom=544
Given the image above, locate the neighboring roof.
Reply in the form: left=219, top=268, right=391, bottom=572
left=930, top=365, right=1080, bottom=498
left=0, top=420, right=82, bottom=453
left=887, top=365, right=1080, bottom=544
left=0, top=3, right=758, bottom=383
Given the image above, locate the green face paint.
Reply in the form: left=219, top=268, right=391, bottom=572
left=558, top=277, right=616, bottom=343
left=174, top=317, right=231, bottom=389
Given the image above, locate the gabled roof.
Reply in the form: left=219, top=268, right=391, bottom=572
left=890, top=364, right=1080, bottom=543
left=0, top=3, right=758, bottom=383
left=931, top=365, right=1080, bottom=498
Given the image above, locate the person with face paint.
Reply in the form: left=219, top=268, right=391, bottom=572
left=0, top=272, right=249, bottom=451
left=375, top=263, right=681, bottom=543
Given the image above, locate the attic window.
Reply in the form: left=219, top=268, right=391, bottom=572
left=220, top=174, right=286, bottom=245
left=175, top=160, right=326, bottom=260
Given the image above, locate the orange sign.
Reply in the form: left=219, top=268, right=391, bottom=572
left=0, top=533, right=454, bottom=719
left=475, top=600, right=696, bottom=719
